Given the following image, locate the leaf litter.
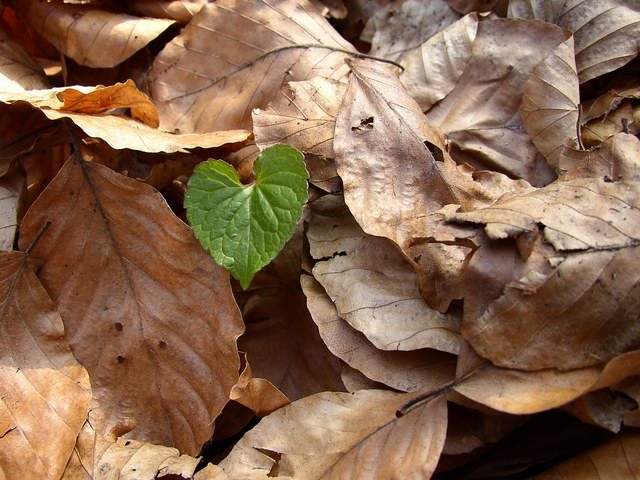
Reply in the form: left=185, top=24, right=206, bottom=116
left=0, top=0, right=640, bottom=478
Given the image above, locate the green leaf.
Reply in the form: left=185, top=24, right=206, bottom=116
left=185, top=144, right=309, bottom=289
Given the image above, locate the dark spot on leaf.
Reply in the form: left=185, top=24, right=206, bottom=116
left=117, top=355, right=125, bottom=364
left=159, top=340, right=167, bottom=349
left=115, top=322, right=123, bottom=331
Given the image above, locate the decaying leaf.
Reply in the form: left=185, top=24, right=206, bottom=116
left=19, top=151, right=244, bottom=455
left=253, top=77, right=345, bottom=192
left=424, top=18, right=571, bottom=185
left=508, top=0, right=640, bottom=83
left=0, top=252, right=92, bottom=480
left=302, top=274, right=456, bottom=392
left=17, top=0, right=176, bottom=68
left=447, top=178, right=640, bottom=370
left=219, top=390, right=448, bottom=480
left=149, top=0, right=355, bottom=133
left=307, top=194, right=461, bottom=353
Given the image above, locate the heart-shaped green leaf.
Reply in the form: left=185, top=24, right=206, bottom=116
left=185, top=144, right=308, bottom=289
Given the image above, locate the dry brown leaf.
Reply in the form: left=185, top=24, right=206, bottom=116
left=219, top=390, right=448, bottom=480
left=340, top=363, right=390, bottom=392
left=562, top=390, right=637, bottom=433
left=237, top=284, right=346, bottom=401
left=560, top=132, right=640, bottom=181
left=302, top=274, right=456, bottom=392
left=446, top=178, right=640, bottom=370
left=530, top=430, right=640, bottom=479
left=508, top=0, right=640, bottom=83
left=581, top=100, right=640, bottom=147
left=521, top=36, right=580, bottom=171
left=365, top=0, right=461, bottom=62
left=307, top=194, right=461, bottom=353
left=425, top=19, right=571, bottom=185
left=334, top=57, right=530, bottom=310
left=0, top=84, right=251, bottom=153
left=253, top=77, right=344, bottom=192
left=128, top=0, right=209, bottom=24
left=399, top=13, right=479, bottom=111
left=18, top=152, right=244, bottom=455
left=616, top=377, right=640, bottom=427
left=0, top=30, right=49, bottom=92
left=230, top=353, right=290, bottom=417
left=447, top=0, right=505, bottom=14
left=0, top=167, right=24, bottom=251
left=0, top=252, right=92, bottom=480
left=17, top=0, right=175, bottom=68
left=148, top=0, right=354, bottom=133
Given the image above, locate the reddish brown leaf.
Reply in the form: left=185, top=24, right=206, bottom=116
left=19, top=152, right=244, bottom=455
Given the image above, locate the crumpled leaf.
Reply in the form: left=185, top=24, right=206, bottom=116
left=0, top=251, right=92, bottom=480
left=0, top=83, right=252, bottom=153
left=19, top=151, right=244, bottom=455
left=307, top=194, right=461, bottom=353
left=302, top=274, right=456, bottom=392
left=219, top=390, right=448, bottom=480
left=148, top=0, right=355, bottom=133
left=530, top=430, right=640, bottom=479
left=253, top=77, right=345, bottom=192
left=559, top=132, right=640, bottom=181
left=185, top=145, right=309, bottom=289
left=399, top=13, right=479, bottom=111
left=365, top=0, right=460, bottom=62
left=581, top=100, right=640, bottom=148
left=446, top=178, right=640, bottom=370
left=521, top=36, right=580, bottom=171
left=508, top=0, right=640, bottom=83
left=0, top=30, right=49, bottom=92
left=424, top=18, right=571, bottom=185
left=230, top=353, right=290, bottom=417
left=17, top=0, right=176, bottom=68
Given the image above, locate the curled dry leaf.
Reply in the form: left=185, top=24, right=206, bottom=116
left=17, top=0, right=176, bottom=68
left=0, top=252, right=92, bottom=480
left=447, top=178, right=640, bottom=370
left=302, top=274, right=456, bottom=392
left=219, top=390, right=448, bottom=480
left=425, top=19, right=572, bottom=185
left=230, top=353, right=290, bottom=417
left=508, top=0, right=640, bottom=83
left=148, top=0, right=354, bottom=133
left=559, top=132, right=640, bottom=181
left=399, top=13, right=479, bottom=111
left=0, top=30, right=49, bottom=92
left=562, top=389, right=637, bottom=433
left=530, top=430, right=640, bottom=479
left=19, top=152, right=244, bottom=455
left=307, top=194, right=461, bottom=353
left=253, top=77, right=345, bottom=192
left=581, top=100, right=640, bottom=148
left=365, top=0, right=460, bottom=62
left=520, top=36, right=579, bottom=172
left=0, top=83, right=251, bottom=153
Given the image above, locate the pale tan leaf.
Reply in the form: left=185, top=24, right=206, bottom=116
left=508, top=0, right=640, bottom=83
left=0, top=167, right=24, bottom=251
left=334, top=57, right=530, bottom=310
left=521, top=36, right=580, bottom=171
left=340, top=363, right=389, bottom=392
left=559, top=132, right=640, bottom=181
left=446, top=178, right=640, bottom=370
left=309, top=0, right=347, bottom=19
left=530, top=431, right=640, bottom=479
left=220, top=390, right=448, bottom=480
left=231, top=354, right=290, bottom=417
left=0, top=30, right=49, bottom=92
left=425, top=19, right=571, bottom=185
left=19, top=153, right=244, bottom=455
left=581, top=101, right=639, bottom=147
left=0, top=84, right=251, bottom=153
left=128, top=0, right=208, bottom=24
left=366, top=0, right=461, bottom=62
left=18, top=0, right=176, bottom=68
left=308, top=194, right=461, bottom=353
left=148, top=0, right=355, bottom=133
left=0, top=252, right=92, bottom=480
left=253, top=77, right=344, bottom=192
left=399, top=13, right=478, bottom=111
left=193, top=463, right=232, bottom=480
left=302, top=274, right=456, bottom=392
